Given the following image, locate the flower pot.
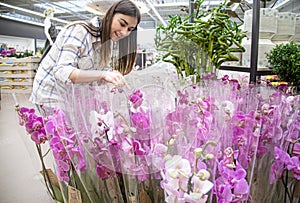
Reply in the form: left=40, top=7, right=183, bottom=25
left=271, top=12, right=296, bottom=43
left=290, top=16, right=300, bottom=43
left=244, top=8, right=278, bottom=40
left=242, top=38, right=275, bottom=68
left=242, top=8, right=278, bottom=68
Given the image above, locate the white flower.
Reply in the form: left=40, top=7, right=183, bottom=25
left=165, top=155, right=191, bottom=179
left=89, top=110, right=114, bottom=140
left=221, top=100, right=235, bottom=118
left=183, top=176, right=213, bottom=203
left=197, top=169, right=210, bottom=181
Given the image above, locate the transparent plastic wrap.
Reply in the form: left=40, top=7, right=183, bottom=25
left=14, top=64, right=300, bottom=203
left=56, top=78, right=177, bottom=202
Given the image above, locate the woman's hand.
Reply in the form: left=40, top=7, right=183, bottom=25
left=101, top=70, right=125, bottom=86
left=68, top=69, right=126, bottom=85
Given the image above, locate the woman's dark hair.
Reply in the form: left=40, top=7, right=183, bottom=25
left=101, top=0, right=141, bottom=75
left=64, top=0, right=140, bottom=74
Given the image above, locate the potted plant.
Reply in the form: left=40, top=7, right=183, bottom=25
left=266, top=41, right=300, bottom=93
left=155, top=0, right=246, bottom=81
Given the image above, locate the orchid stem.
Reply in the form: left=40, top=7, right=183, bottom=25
left=42, top=148, right=51, bottom=158
left=36, top=144, right=56, bottom=200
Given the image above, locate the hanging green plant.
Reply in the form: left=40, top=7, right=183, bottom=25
left=155, top=0, right=246, bottom=80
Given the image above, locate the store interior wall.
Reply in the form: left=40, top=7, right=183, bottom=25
left=0, top=35, right=45, bottom=54
left=1, top=23, right=157, bottom=55
left=0, top=18, right=45, bottom=40
left=137, top=29, right=156, bottom=48
left=0, top=17, right=46, bottom=54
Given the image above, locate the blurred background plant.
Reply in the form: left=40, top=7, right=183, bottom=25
left=155, top=0, right=246, bottom=81
left=266, top=41, right=300, bottom=92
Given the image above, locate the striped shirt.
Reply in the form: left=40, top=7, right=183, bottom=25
left=30, top=17, right=111, bottom=108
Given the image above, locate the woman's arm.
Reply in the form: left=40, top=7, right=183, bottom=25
left=70, top=69, right=125, bottom=86
left=51, top=23, right=125, bottom=87
left=52, top=24, right=124, bottom=86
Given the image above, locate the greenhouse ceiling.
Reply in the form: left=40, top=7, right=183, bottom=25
left=0, top=0, right=299, bottom=29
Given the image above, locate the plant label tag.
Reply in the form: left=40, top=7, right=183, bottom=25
left=139, top=190, right=151, bottom=203
left=40, top=168, right=59, bottom=187
left=68, top=185, right=82, bottom=203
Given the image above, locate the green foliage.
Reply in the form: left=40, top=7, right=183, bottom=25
left=266, top=42, right=300, bottom=87
left=155, top=0, right=246, bottom=80
left=52, top=185, right=64, bottom=202
left=8, top=50, right=34, bottom=58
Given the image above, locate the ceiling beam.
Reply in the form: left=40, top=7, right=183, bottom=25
left=0, top=2, right=69, bottom=24
left=144, top=0, right=167, bottom=26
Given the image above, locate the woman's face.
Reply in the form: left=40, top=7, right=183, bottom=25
left=110, top=13, right=138, bottom=42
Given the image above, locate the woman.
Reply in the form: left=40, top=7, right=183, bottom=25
left=30, top=0, right=141, bottom=113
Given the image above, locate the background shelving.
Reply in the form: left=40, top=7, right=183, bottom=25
left=0, top=57, right=40, bottom=93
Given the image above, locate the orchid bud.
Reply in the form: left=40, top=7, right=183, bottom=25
left=194, top=148, right=203, bottom=157
left=205, top=153, right=214, bottom=160
left=130, top=127, right=136, bottom=133
left=168, top=137, right=175, bottom=146
left=224, top=147, right=234, bottom=157
left=197, top=169, right=210, bottom=181
left=104, top=126, right=110, bottom=132
left=123, top=127, right=130, bottom=133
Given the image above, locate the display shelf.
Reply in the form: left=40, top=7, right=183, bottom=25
left=220, top=65, right=273, bottom=76
left=220, top=1, right=263, bottom=83
left=0, top=57, right=40, bottom=63
left=0, top=57, right=40, bottom=94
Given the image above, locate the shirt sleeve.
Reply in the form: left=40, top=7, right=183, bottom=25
left=52, top=24, right=89, bottom=83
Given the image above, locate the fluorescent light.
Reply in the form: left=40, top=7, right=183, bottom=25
left=0, top=2, right=44, bottom=17
left=273, top=0, right=291, bottom=9
left=132, top=1, right=150, bottom=14
left=85, top=4, right=104, bottom=15
left=153, top=2, right=189, bottom=7
left=144, top=0, right=167, bottom=26
left=0, top=2, right=69, bottom=24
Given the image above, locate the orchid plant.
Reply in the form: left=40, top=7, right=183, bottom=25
left=16, top=105, right=63, bottom=202
left=16, top=72, right=299, bottom=203
left=16, top=105, right=91, bottom=203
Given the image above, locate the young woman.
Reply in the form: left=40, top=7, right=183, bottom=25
left=30, top=0, right=141, bottom=112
